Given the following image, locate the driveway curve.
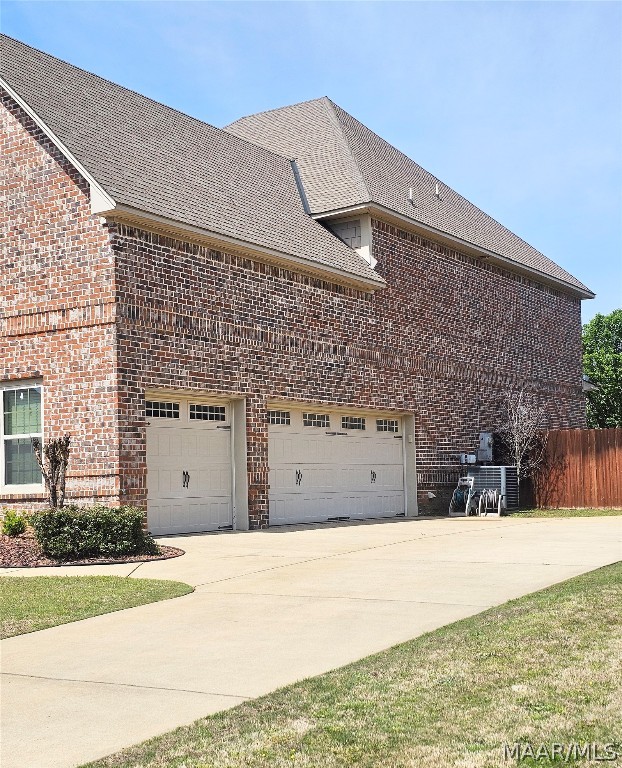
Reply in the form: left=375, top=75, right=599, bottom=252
left=2, top=515, right=621, bottom=768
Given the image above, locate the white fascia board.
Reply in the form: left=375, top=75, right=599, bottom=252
left=106, top=204, right=387, bottom=292
left=314, top=203, right=595, bottom=300
left=1, top=76, right=116, bottom=215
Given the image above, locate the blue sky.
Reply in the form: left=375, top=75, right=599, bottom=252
left=3, top=0, right=621, bottom=323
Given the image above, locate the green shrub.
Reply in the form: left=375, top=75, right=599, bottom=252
left=30, top=505, right=158, bottom=560
left=2, top=510, right=28, bottom=537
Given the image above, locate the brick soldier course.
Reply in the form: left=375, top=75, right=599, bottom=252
left=1, top=35, right=592, bottom=526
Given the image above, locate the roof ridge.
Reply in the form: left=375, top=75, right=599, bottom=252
left=326, top=96, right=443, bottom=185
left=321, top=97, right=372, bottom=205
left=0, top=34, right=294, bottom=167
left=226, top=96, right=328, bottom=125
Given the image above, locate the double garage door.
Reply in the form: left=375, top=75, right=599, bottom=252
left=268, top=408, right=405, bottom=526
left=146, top=397, right=405, bottom=534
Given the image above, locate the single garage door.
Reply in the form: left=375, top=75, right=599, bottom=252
left=268, top=408, right=405, bottom=525
left=146, top=398, right=232, bottom=535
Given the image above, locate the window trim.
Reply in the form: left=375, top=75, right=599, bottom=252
left=145, top=400, right=181, bottom=419
left=189, top=403, right=227, bottom=422
left=268, top=410, right=291, bottom=426
left=341, top=415, right=366, bottom=431
left=376, top=418, right=400, bottom=433
left=1, top=381, right=45, bottom=492
left=303, top=412, right=331, bottom=428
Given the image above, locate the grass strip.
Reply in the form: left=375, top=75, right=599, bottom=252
left=82, top=562, right=622, bottom=768
left=510, top=508, right=622, bottom=518
left=0, top=576, right=193, bottom=638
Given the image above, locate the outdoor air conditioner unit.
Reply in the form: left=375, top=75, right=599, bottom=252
left=465, top=466, right=519, bottom=510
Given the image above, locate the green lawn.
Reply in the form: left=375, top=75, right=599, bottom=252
left=0, top=576, right=193, bottom=638
left=82, top=562, right=622, bottom=768
left=510, top=508, right=622, bottom=518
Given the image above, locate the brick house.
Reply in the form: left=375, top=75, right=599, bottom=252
left=0, top=35, right=593, bottom=532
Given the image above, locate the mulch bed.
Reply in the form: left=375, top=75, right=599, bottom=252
left=0, top=529, right=184, bottom=568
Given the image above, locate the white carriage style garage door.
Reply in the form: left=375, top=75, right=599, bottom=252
left=146, top=398, right=233, bottom=535
left=268, top=407, right=405, bottom=525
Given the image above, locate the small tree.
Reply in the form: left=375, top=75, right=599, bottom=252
left=496, top=389, right=548, bottom=487
left=583, top=310, right=622, bottom=428
left=31, top=435, right=71, bottom=509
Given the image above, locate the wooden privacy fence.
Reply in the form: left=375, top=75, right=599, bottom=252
left=532, top=428, right=622, bottom=509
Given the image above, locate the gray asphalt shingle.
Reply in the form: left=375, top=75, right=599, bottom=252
left=227, top=97, right=591, bottom=295
left=0, top=35, right=382, bottom=286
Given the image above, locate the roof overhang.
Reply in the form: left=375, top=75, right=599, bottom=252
left=1, top=75, right=116, bottom=214
left=1, top=79, right=384, bottom=293
left=101, top=204, right=386, bottom=293
left=314, top=203, right=595, bottom=300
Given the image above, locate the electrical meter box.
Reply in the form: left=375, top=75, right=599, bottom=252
left=477, top=432, right=493, bottom=463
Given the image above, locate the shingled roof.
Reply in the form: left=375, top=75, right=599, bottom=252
left=0, top=36, right=383, bottom=288
left=227, top=97, right=592, bottom=296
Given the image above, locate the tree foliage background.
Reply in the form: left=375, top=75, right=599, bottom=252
left=582, top=309, right=622, bottom=428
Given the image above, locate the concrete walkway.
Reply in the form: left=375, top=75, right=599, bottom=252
left=2, top=515, right=620, bottom=768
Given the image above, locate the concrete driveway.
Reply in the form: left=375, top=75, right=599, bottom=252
left=2, top=515, right=621, bottom=768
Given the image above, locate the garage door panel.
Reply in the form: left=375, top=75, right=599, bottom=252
left=168, top=433, right=183, bottom=458
left=183, top=432, right=197, bottom=457
left=154, top=469, right=173, bottom=496
left=269, top=491, right=404, bottom=526
left=269, top=435, right=335, bottom=465
left=269, top=494, right=336, bottom=526
left=270, top=463, right=404, bottom=496
left=147, top=407, right=233, bottom=535
left=191, top=466, right=231, bottom=496
left=148, top=499, right=233, bottom=536
left=268, top=409, right=406, bottom=525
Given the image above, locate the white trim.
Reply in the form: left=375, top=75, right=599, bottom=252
left=1, top=76, right=117, bottom=215
left=0, top=381, right=45, bottom=494
left=313, top=203, right=594, bottom=299
left=104, top=204, right=386, bottom=292
left=402, top=413, right=418, bottom=517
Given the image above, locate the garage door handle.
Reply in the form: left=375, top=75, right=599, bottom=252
left=295, top=469, right=302, bottom=486
left=371, top=470, right=377, bottom=484
left=182, top=471, right=190, bottom=488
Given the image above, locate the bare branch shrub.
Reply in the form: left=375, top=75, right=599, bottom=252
left=496, top=389, right=548, bottom=485
left=31, top=435, right=71, bottom=509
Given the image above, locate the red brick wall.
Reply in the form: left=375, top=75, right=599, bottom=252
left=1, top=92, right=120, bottom=507
left=2, top=92, right=586, bottom=522
left=370, top=219, right=585, bottom=511
left=111, top=218, right=585, bottom=525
